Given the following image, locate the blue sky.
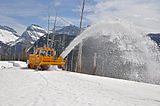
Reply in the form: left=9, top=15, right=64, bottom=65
left=0, top=0, right=160, bottom=34
left=0, top=0, right=94, bottom=34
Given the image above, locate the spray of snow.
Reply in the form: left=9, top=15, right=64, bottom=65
left=61, top=19, right=160, bottom=84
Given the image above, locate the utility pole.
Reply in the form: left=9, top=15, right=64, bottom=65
left=101, top=60, right=104, bottom=76
left=93, top=52, right=97, bottom=75
left=0, top=46, right=1, bottom=61
left=51, top=7, right=58, bottom=48
left=77, top=0, right=85, bottom=72
left=80, top=0, right=85, bottom=33
left=14, top=46, right=16, bottom=60
left=62, top=35, right=66, bottom=51
left=65, top=55, right=68, bottom=71
left=47, top=6, right=50, bottom=48
left=71, top=51, right=74, bottom=72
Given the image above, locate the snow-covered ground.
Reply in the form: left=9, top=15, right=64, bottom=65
left=0, top=61, right=160, bottom=106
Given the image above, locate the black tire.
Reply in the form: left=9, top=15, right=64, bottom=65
left=27, top=64, right=30, bottom=68
left=41, top=65, right=50, bottom=70
left=58, top=65, right=65, bottom=70
left=34, top=65, right=37, bottom=69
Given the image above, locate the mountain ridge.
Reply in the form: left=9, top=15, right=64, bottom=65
left=55, top=25, right=80, bottom=36
left=0, top=25, right=19, bottom=44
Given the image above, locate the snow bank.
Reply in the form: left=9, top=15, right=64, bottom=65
left=0, top=61, right=13, bottom=69
left=0, top=67, right=160, bottom=106
left=49, top=65, right=63, bottom=71
left=8, top=61, right=27, bottom=67
left=0, top=61, right=27, bottom=69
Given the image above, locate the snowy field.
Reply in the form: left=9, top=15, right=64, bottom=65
left=0, top=61, right=160, bottom=106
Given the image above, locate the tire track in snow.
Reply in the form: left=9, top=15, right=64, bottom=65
left=32, top=72, right=49, bottom=106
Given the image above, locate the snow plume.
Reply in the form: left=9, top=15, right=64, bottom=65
left=61, top=0, right=160, bottom=84
left=86, top=0, right=160, bottom=33
left=61, top=19, right=160, bottom=84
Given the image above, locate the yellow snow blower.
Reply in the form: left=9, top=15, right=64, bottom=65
left=27, top=47, right=67, bottom=70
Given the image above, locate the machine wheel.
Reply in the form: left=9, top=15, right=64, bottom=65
left=58, top=65, right=65, bottom=70
left=40, top=65, right=50, bottom=70
left=29, top=64, right=35, bottom=69
left=34, top=65, right=37, bottom=69
left=27, top=64, right=31, bottom=68
left=28, top=64, right=37, bottom=69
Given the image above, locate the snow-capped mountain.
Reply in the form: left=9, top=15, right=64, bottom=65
left=14, top=24, right=47, bottom=44
left=0, top=25, right=19, bottom=44
left=56, top=25, right=80, bottom=36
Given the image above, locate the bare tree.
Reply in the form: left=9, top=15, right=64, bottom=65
left=76, top=0, right=85, bottom=72
left=47, top=6, right=50, bottom=48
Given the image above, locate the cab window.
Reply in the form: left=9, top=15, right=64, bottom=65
left=47, top=50, right=53, bottom=56
left=36, top=50, right=40, bottom=55
left=40, top=50, right=46, bottom=56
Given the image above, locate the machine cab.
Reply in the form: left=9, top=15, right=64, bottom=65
left=35, top=47, right=55, bottom=57
left=28, top=47, right=66, bottom=70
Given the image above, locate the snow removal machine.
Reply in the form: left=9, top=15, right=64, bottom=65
left=27, top=47, right=67, bottom=70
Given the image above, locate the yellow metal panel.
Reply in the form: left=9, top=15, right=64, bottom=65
left=28, top=47, right=67, bottom=69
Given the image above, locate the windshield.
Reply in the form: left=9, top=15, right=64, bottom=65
left=40, top=50, right=46, bottom=56
left=47, top=50, right=53, bottom=56
left=36, top=50, right=40, bottom=55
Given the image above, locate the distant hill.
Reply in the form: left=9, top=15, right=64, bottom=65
left=12, top=24, right=47, bottom=46
left=56, top=25, right=80, bottom=36
left=0, top=25, right=19, bottom=44
left=0, top=24, right=81, bottom=61
left=148, top=33, right=160, bottom=47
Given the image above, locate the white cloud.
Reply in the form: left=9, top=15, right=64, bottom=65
left=0, top=15, right=26, bottom=35
left=54, top=1, right=61, bottom=7
left=41, top=16, right=80, bottom=27
left=86, top=0, right=160, bottom=33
